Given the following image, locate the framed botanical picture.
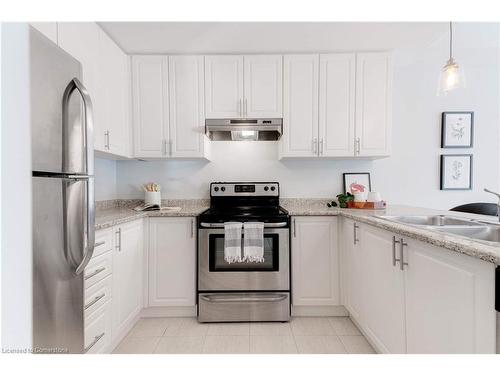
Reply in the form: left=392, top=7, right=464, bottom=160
left=440, top=154, right=473, bottom=190
left=441, top=111, right=474, bottom=148
left=343, top=173, right=371, bottom=194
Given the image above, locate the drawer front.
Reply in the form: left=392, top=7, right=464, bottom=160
left=84, top=275, right=112, bottom=319
left=84, top=301, right=112, bottom=354
left=85, top=250, right=112, bottom=288
left=94, top=228, right=113, bottom=258
left=198, top=292, right=290, bottom=322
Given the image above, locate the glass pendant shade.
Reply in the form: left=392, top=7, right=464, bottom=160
left=438, top=57, right=466, bottom=95
left=437, top=22, right=466, bottom=96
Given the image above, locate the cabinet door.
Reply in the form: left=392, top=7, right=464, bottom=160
left=360, top=225, right=406, bottom=353
left=168, top=56, right=207, bottom=158
left=98, top=29, right=130, bottom=157
left=319, top=54, right=356, bottom=157
left=281, top=55, right=319, bottom=158
left=244, top=55, right=282, bottom=118
left=342, top=219, right=364, bottom=323
left=132, top=56, right=169, bottom=158
left=404, top=239, right=496, bottom=353
left=30, top=23, right=58, bottom=44
left=291, top=216, right=339, bottom=306
left=148, top=218, right=196, bottom=307
left=58, top=23, right=105, bottom=151
left=355, top=52, right=392, bottom=157
left=112, top=220, right=143, bottom=338
left=204, top=55, right=243, bottom=119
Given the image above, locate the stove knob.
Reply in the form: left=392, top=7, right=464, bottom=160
left=214, top=187, right=219, bottom=192
left=221, top=186, right=226, bottom=192
left=264, top=186, right=269, bottom=191
left=270, top=186, right=276, bottom=191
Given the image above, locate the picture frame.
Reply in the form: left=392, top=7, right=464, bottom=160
left=440, top=154, right=473, bottom=190
left=441, top=111, right=474, bottom=148
left=343, top=173, right=371, bottom=194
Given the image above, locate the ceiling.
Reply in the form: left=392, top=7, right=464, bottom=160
left=99, top=22, right=448, bottom=54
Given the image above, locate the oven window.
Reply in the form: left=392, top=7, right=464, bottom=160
left=208, top=234, right=279, bottom=272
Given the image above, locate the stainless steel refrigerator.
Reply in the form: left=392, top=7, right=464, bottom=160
left=30, top=27, right=95, bottom=354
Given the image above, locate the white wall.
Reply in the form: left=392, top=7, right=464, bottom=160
left=108, top=22, right=500, bottom=210
left=94, top=157, right=117, bottom=201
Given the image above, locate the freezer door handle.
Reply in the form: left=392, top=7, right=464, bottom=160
left=63, top=78, right=95, bottom=275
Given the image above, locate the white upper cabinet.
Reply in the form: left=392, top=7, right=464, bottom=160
left=281, top=54, right=319, bottom=157
left=58, top=23, right=104, bottom=151
left=355, top=52, right=392, bottom=157
left=98, top=29, right=130, bottom=157
left=291, top=216, right=340, bottom=307
left=204, top=55, right=244, bottom=119
left=319, top=54, right=356, bottom=157
left=168, top=56, right=209, bottom=158
left=204, top=55, right=283, bottom=119
left=58, top=23, right=131, bottom=158
left=148, top=217, right=196, bottom=307
left=30, top=23, right=58, bottom=44
left=244, top=55, right=283, bottom=118
left=132, top=56, right=169, bottom=158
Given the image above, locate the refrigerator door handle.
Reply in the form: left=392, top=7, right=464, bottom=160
left=63, top=78, right=95, bottom=276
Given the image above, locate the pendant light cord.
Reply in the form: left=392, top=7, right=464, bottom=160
left=449, top=21, right=453, bottom=60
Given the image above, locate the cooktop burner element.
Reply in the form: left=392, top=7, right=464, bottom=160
left=198, top=182, right=289, bottom=224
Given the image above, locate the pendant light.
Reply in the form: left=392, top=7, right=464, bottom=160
left=438, top=22, right=465, bottom=95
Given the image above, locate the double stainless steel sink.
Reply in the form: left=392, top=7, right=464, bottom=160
left=376, top=215, right=500, bottom=245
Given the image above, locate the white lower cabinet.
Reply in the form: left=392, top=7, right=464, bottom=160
left=341, top=218, right=496, bottom=354
left=148, top=217, right=196, bottom=307
left=111, top=220, right=143, bottom=342
left=404, top=237, right=496, bottom=353
left=291, top=216, right=340, bottom=308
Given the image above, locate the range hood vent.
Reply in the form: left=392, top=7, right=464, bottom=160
left=205, top=118, right=283, bottom=141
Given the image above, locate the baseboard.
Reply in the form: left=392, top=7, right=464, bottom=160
left=291, top=305, right=349, bottom=317
left=108, top=312, right=141, bottom=353
left=141, top=306, right=197, bottom=318
left=345, top=309, right=382, bottom=354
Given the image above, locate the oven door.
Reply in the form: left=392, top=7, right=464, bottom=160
left=198, top=225, right=289, bottom=291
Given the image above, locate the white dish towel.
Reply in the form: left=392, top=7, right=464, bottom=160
left=243, top=222, right=265, bottom=263
left=224, top=222, right=243, bottom=264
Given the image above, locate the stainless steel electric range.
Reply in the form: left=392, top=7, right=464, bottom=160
left=197, top=182, right=290, bottom=323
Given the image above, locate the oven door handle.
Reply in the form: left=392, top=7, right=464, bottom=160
left=199, top=222, right=288, bottom=228
left=200, top=294, right=288, bottom=303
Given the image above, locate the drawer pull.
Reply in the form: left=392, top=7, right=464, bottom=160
left=95, top=241, right=105, bottom=248
left=200, top=294, right=288, bottom=303
left=84, top=267, right=106, bottom=281
left=84, top=332, right=105, bottom=353
left=84, top=293, right=106, bottom=310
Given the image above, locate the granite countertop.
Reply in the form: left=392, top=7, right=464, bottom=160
left=95, top=199, right=209, bottom=230
left=95, top=198, right=500, bottom=265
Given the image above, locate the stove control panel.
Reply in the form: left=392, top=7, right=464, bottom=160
left=211, top=182, right=279, bottom=197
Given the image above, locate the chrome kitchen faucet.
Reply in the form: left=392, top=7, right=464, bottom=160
left=484, top=188, right=500, bottom=222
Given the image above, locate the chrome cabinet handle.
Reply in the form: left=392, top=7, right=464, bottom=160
left=191, top=219, right=194, bottom=238
left=400, top=239, right=409, bottom=270
left=63, top=78, right=95, bottom=276
left=355, top=137, right=361, bottom=155
left=312, top=138, right=318, bottom=155
left=238, top=99, right=242, bottom=117
left=116, top=228, right=122, bottom=251
left=84, top=293, right=105, bottom=310
left=293, top=219, right=296, bottom=237
left=104, top=130, right=110, bottom=150
left=392, top=236, right=401, bottom=266
left=162, top=139, right=167, bottom=156
left=169, top=139, right=173, bottom=157
left=84, top=266, right=106, bottom=281
left=319, top=138, right=324, bottom=155
left=84, top=332, right=105, bottom=353
left=353, top=223, right=359, bottom=244
left=244, top=98, right=248, bottom=118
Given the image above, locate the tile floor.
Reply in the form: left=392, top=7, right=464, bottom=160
left=113, top=317, right=376, bottom=354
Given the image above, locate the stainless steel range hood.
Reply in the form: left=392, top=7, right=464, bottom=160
left=205, top=119, right=282, bottom=141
